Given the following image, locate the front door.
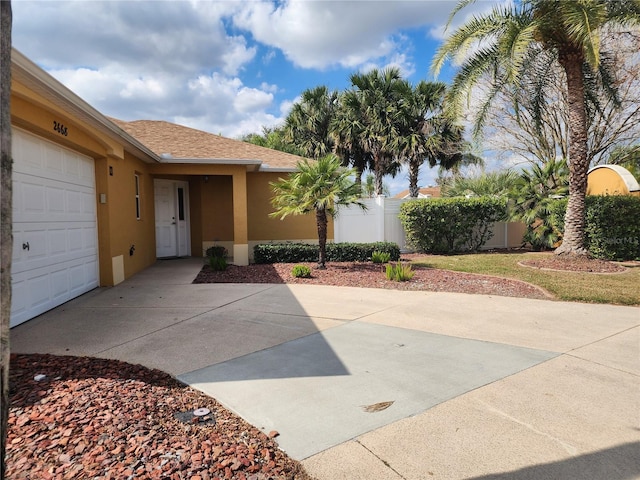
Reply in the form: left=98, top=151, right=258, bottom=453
left=154, top=179, right=190, bottom=258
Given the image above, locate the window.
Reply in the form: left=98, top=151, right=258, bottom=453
left=177, top=187, right=185, bottom=221
left=134, top=174, right=141, bottom=220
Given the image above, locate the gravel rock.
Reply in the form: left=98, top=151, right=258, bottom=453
left=7, top=354, right=313, bottom=480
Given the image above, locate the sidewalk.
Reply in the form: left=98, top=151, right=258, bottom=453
left=10, top=258, right=640, bottom=479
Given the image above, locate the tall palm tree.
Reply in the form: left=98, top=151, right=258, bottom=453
left=432, top=0, right=640, bottom=256
left=396, top=81, right=475, bottom=198
left=283, top=85, right=339, bottom=159
left=331, top=91, right=374, bottom=187
left=346, top=67, right=408, bottom=195
left=1, top=1, right=12, bottom=476
left=270, top=154, right=365, bottom=268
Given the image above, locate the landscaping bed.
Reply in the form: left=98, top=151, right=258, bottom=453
left=193, top=257, right=551, bottom=300
left=7, top=354, right=313, bottom=480
left=518, top=254, right=629, bottom=273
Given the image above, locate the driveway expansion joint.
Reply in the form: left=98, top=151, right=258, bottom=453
left=355, top=440, right=408, bottom=479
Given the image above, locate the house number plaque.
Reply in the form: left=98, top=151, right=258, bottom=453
left=53, top=120, right=68, bottom=136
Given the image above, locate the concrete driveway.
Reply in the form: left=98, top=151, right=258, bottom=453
left=10, top=258, right=640, bottom=479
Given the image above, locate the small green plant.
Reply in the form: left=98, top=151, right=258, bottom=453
left=206, top=245, right=228, bottom=259
left=385, top=262, right=415, bottom=282
left=371, top=251, right=391, bottom=264
left=208, top=255, right=228, bottom=271
left=291, top=264, right=312, bottom=278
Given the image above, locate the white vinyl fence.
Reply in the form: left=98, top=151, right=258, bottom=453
left=334, top=196, right=525, bottom=252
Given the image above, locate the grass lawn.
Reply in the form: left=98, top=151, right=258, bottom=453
left=412, top=252, right=640, bottom=306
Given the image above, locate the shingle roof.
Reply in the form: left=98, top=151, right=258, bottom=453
left=110, top=119, right=305, bottom=169
left=394, top=186, right=441, bottom=199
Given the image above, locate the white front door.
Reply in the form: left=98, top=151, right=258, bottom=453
left=154, top=179, right=190, bottom=258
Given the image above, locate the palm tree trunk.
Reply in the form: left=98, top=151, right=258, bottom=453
left=555, top=51, right=589, bottom=256
left=1, top=2, right=13, bottom=477
left=409, top=159, right=419, bottom=198
left=374, top=152, right=384, bottom=196
left=316, top=208, right=328, bottom=268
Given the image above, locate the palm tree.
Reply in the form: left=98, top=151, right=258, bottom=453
left=396, top=81, right=445, bottom=198
left=362, top=173, right=390, bottom=198
left=270, top=154, right=365, bottom=268
left=432, top=0, right=640, bottom=256
left=510, top=159, right=570, bottom=249
left=442, top=170, right=520, bottom=198
left=283, top=85, right=339, bottom=159
left=396, top=81, right=476, bottom=198
left=346, top=68, right=408, bottom=195
left=1, top=1, right=12, bottom=476
left=331, top=91, right=374, bottom=187
left=241, top=126, right=303, bottom=156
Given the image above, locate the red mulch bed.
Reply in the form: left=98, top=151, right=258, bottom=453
left=193, top=258, right=551, bottom=300
left=7, top=354, right=313, bottom=480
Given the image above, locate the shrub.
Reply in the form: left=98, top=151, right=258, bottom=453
left=208, top=255, right=228, bottom=271
left=371, top=251, right=391, bottom=264
left=385, top=262, right=415, bottom=282
left=551, top=196, right=640, bottom=260
left=327, top=242, right=400, bottom=262
left=253, top=242, right=400, bottom=264
left=399, top=197, right=507, bottom=254
left=206, top=245, right=228, bottom=259
left=291, top=265, right=312, bottom=278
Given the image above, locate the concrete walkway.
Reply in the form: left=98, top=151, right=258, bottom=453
left=10, top=258, right=640, bottom=479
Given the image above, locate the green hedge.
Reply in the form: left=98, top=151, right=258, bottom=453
left=551, top=196, right=640, bottom=260
left=398, top=197, right=507, bottom=254
left=253, top=242, right=401, bottom=264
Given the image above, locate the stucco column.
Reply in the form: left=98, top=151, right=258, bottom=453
left=232, top=169, right=249, bottom=265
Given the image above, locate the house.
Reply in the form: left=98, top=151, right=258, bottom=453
left=393, top=186, right=441, bottom=199
left=9, top=48, right=324, bottom=327
left=587, top=164, right=640, bottom=197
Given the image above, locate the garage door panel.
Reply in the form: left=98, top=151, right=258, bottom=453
left=15, top=131, right=94, bottom=188
left=51, top=269, right=70, bottom=298
left=46, top=186, right=65, bottom=213
left=22, top=181, right=47, bottom=214
left=11, top=279, right=28, bottom=317
left=84, top=227, right=97, bottom=250
left=49, top=229, right=68, bottom=255
left=14, top=173, right=96, bottom=223
left=82, top=191, right=96, bottom=215
left=10, top=255, right=98, bottom=327
left=11, top=129, right=99, bottom=327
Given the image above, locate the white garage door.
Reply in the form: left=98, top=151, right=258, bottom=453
left=10, top=129, right=99, bottom=327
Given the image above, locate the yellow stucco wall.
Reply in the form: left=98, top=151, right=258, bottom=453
left=199, top=175, right=234, bottom=242
left=587, top=168, right=633, bottom=196
left=105, top=153, right=156, bottom=280
left=11, top=82, right=124, bottom=160
left=246, top=172, right=334, bottom=241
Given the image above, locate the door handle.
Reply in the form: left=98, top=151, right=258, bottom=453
left=23, top=242, right=30, bottom=251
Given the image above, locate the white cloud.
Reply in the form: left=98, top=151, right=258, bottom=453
left=231, top=1, right=450, bottom=70
left=12, top=0, right=505, bottom=145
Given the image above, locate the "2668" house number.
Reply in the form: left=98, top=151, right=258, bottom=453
left=53, top=121, right=68, bottom=136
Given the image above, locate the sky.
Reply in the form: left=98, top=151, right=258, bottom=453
left=11, top=0, right=498, bottom=195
